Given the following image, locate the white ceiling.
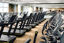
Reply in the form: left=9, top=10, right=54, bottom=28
left=20, top=0, right=64, bottom=3
left=1, top=0, right=64, bottom=8
left=1, top=0, right=64, bottom=3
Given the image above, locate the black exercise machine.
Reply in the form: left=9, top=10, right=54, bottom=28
left=34, top=12, right=46, bottom=26
left=0, top=21, right=16, bottom=43
left=19, top=13, right=32, bottom=31
left=25, top=31, right=38, bottom=43
left=3, top=13, right=31, bottom=36
left=25, top=31, right=46, bottom=43
left=3, top=12, right=46, bottom=36
left=3, top=14, right=26, bottom=36
left=42, top=21, right=48, bottom=35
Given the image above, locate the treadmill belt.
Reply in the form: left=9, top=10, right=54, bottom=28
left=3, top=29, right=26, bottom=36
left=24, top=26, right=32, bottom=29
left=29, top=24, right=36, bottom=27
left=0, top=34, right=16, bottom=42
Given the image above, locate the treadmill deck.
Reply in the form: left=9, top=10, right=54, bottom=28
left=3, top=29, right=26, bottom=36
left=0, top=34, right=16, bottom=43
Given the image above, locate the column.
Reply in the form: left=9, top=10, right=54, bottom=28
left=18, top=4, right=21, bottom=18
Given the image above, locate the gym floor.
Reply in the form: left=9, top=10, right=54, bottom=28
left=14, top=19, right=49, bottom=43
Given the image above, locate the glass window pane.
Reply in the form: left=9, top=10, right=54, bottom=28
left=0, top=8, right=3, bottom=12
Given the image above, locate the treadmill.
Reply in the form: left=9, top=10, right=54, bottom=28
left=18, top=13, right=38, bottom=31
left=3, top=14, right=26, bottom=36
left=25, top=12, right=45, bottom=28
left=13, top=13, right=33, bottom=32
left=34, top=12, right=45, bottom=25
left=19, top=14, right=32, bottom=31
left=12, top=13, right=37, bottom=32
left=26, top=13, right=38, bottom=28
left=22, top=13, right=45, bottom=29
left=29, top=13, right=38, bottom=27
left=0, top=21, right=16, bottom=43
left=13, top=13, right=36, bottom=32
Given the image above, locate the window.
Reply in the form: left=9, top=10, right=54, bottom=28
left=0, top=3, right=9, bottom=12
